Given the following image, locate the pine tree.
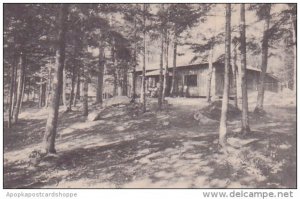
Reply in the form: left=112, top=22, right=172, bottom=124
left=158, top=4, right=165, bottom=111
left=13, top=52, right=25, bottom=124
left=254, top=4, right=272, bottom=114
left=232, top=37, right=238, bottom=108
left=141, top=4, right=147, bottom=112
left=43, top=4, right=69, bottom=154
left=219, top=4, right=231, bottom=147
left=8, top=61, right=16, bottom=128
left=240, top=4, right=251, bottom=134
left=96, top=43, right=105, bottom=104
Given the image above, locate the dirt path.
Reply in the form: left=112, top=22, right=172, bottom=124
left=3, top=99, right=296, bottom=188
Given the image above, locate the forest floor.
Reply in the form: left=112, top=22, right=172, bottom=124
left=3, top=92, right=296, bottom=188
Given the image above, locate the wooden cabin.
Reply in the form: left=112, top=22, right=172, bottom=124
left=134, top=61, right=279, bottom=98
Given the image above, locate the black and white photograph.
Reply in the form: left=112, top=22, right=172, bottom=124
left=2, top=2, right=297, bottom=191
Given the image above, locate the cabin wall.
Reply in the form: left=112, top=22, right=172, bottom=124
left=244, top=71, right=279, bottom=93
left=177, top=67, right=208, bottom=97
left=133, top=65, right=279, bottom=98
left=213, top=66, right=280, bottom=97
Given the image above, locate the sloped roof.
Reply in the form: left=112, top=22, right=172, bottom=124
left=136, top=62, right=213, bottom=72
left=137, top=61, right=261, bottom=72
left=136, top=62, right=279, bottom=81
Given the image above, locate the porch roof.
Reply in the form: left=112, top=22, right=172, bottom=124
left=136, top=62, right=279, bottom=82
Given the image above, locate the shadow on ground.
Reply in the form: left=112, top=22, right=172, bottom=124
left=3, top=101, right=296, bottom=188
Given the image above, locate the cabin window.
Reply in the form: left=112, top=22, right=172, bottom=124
left=184, top=75, right=197, bottom=86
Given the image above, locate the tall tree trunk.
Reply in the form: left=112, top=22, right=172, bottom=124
left=13, top=53, right=25, bottom=124
left=62, top=67, right=67, bottom=109
left=232, top=45, right=238, bottom=108
left=32, top=87, right=35, bottom=102
left=11, top=59, right=19, bottom=117
left=113, top=71, right=117, bottom=96
left=96, top=45, right=105, bottom=104
left=292, top=13, right=296, bottom=94
left=163, top=30, right=169, bottom=100
left=68, top=63, right=76, bottom=110
left=39, top=78, right=45, bottom=108
left=141, top=4, right=147, bottom=112
left=131, top=16, right=137, bottom=102
left=8, top=62, right=16, bottom=128
left=116, top=70, right=123, bottom=96
left=73, top=70, right=80, bottom=106
left=19, top=76, right=26, bottom=112
left=254, top=5, right=271, bottom=114
left=39, top=83, right=42, bottom=107
left=111, top=38, right=118, bottom=97
left=82, top=68, right=89, bottom=116
left=219, top=4, right=231, bottom=147
left=27, top=77, right=30, bottom=102
left=46, top=62, right=52, bottom=107
left=158, top=5, right=164, bottom=111
left=122, top=67, right=128, bottom=96
left=11, top=65, right=17, bottom=116
left=43, top=4, right=68, bottom=154
left=206, top=46, right=214, bottom=103
left=240, top=4, right=251, bottom=134
left=131, top=61, right=136, bottom=101
left=170, top=33, right=177, bottom=97
left=158, top=32, right=164, bottom=110
left=69, top=35, right=79, bottom=109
